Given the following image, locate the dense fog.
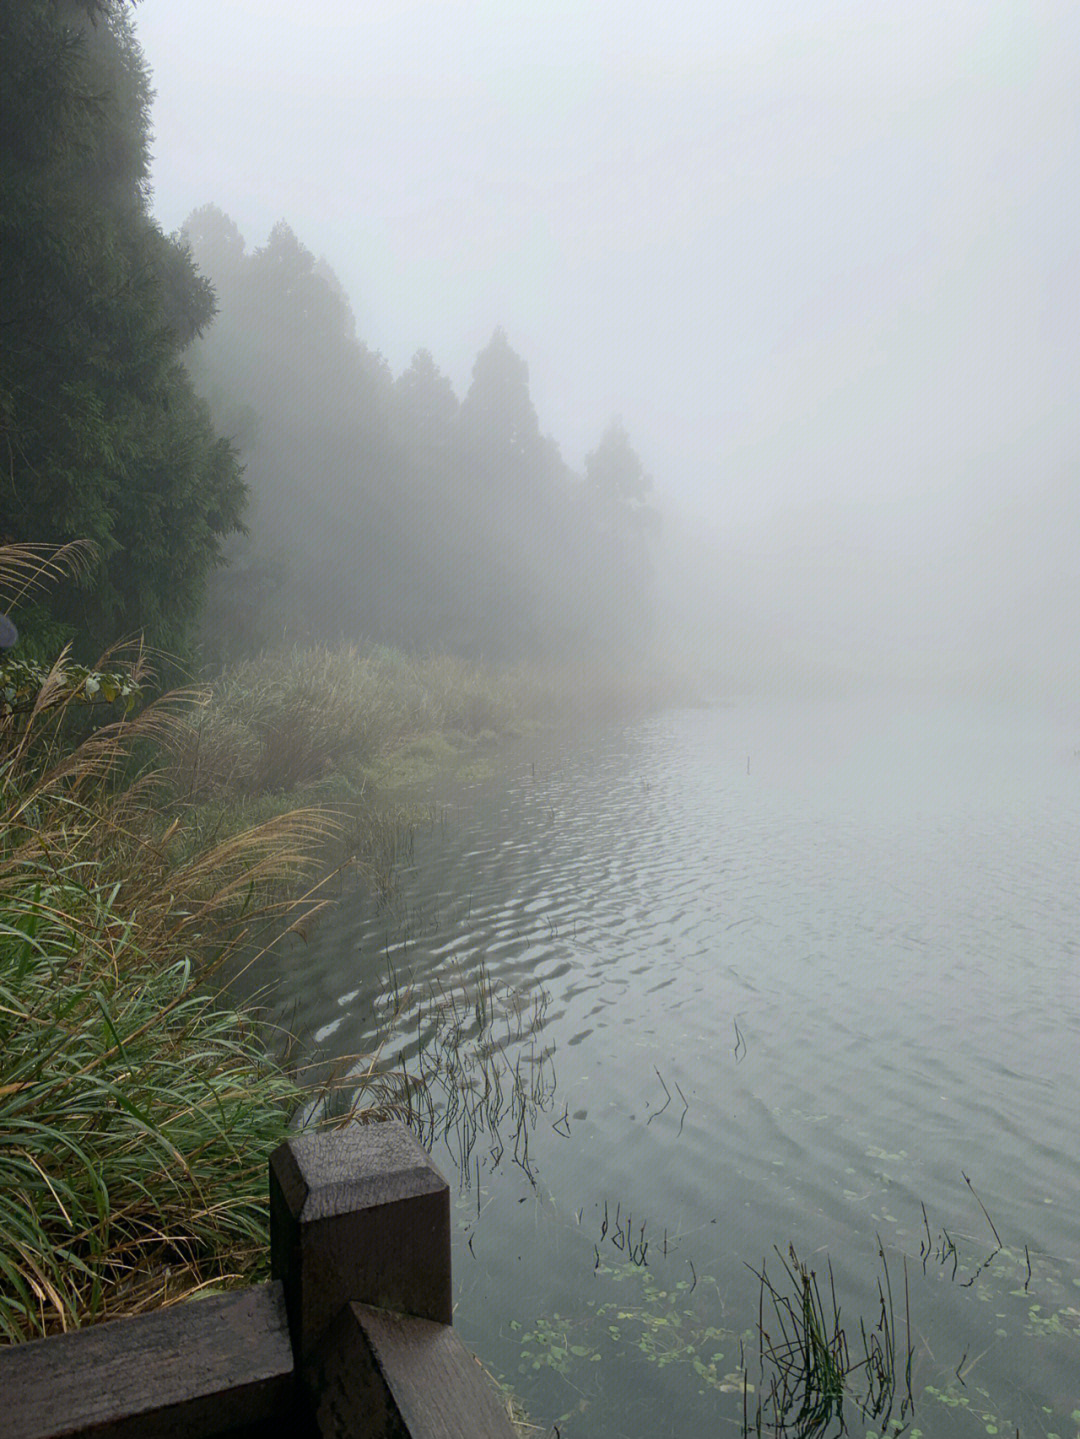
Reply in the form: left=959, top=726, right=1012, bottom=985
left=127, top=1, right=1080, bottom=694
left=6, top=8, right=1080, bottom=1430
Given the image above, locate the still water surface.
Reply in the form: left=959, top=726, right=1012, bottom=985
left=260, top=695, right=1080, bottom=1437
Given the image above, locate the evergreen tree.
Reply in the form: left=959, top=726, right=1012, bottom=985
left=456, top=330, right=561, bottom=654
left=182, top=213, right=402, bottom=650
left=392, top=349, right=459, bottom=460
left=181, top=213, right=665, bottom=663
left=460, top=327, right=542, bottom=473
left=0, top=1, right=245, bottom=660
left=580, top=419, right=661, bottom=646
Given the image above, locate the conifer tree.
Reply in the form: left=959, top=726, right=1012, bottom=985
left=0, top=1, right=245, bottom=661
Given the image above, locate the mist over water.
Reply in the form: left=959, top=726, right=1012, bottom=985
left=9, top=1, right=1080, bottom=1431
left=117, top=3, right=1080, bottom=1433
left=256, top=696, right=1080, bottom=1435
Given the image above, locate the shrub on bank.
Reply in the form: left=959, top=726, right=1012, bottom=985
left=173, top=639, right=694, bottom=813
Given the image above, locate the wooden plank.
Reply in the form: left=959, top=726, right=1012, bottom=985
left=305, top=1303, right=517, bottom=1439
left=2, top=1282, right=298, bottom=1439
left=270, top=1123, right=452, bottom=1365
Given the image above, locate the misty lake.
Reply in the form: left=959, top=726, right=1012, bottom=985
left=255, top=694, right=1080, bottom=1437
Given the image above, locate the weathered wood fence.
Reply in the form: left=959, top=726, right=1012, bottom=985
left=2, top=1121, right=518, bottom=1439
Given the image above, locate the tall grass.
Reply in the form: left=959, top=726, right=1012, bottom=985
left=172, top=639, right=700, bottom=814
left=175, top=643, right=522, bottom=803
left=743, top=1243, right=914, bottom=1436
left=0, top=547, right=347, bottom=1342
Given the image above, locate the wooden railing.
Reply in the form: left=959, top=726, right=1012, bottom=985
left=2, top=1121, right=518, bottom=1438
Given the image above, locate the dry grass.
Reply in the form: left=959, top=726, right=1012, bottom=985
left=172, top=640, right=696, bottom=811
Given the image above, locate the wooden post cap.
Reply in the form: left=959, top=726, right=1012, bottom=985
left=270, top=1121, right=452, bottom=1364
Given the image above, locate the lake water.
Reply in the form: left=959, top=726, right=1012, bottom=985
left=258, top=693, right=1080, bottom=1437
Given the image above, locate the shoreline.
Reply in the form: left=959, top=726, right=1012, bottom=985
left=1, top=639, right=691, bottom=1348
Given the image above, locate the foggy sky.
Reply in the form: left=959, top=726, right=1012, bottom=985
left=134, top=1, right=1080, bottom=688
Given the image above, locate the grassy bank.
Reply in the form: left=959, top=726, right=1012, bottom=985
left=0, top=546, right=350, bottom=1338
left=0, top=543, right=692, bottom=1355
left=161, top=643, right=701, bottom=886
left=178, top=640, right=705, bottom=812
left=0, top=651, right=347, bottom=1339
left=177, top=643, right=523, bottom=806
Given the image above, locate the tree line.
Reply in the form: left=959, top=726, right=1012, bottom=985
left=2, top=1, right=660, bottom=672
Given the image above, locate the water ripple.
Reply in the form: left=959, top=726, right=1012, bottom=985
left=254, top=697, right=1080, bottom=1437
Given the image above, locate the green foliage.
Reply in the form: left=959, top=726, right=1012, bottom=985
left=393, top=349, right=460, bottom=457
left=0, top=2, right=245, bottom=662
left=584, top=417, right=656, bottom=510
left=0, top=682, right=326, bottom=1339
left=182, top=211, right=399, bottom=659
left=0, top=541, right=351, bottom=1338
left=578, top=418, right=663, bottom=647
left=0, top=903, right=303, bottom=1340
left=0, top=653, right=140, bottom=721
left=510, top=1269, right=742, bottom=1395
left=460, top=327, right=543, bottom=468
left=1, top=3, right=666, bottom=670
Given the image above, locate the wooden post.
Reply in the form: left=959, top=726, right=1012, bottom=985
left=269, top=1120, right=452, bottom=1368
left=1, top=1123, right=517, bottom=1439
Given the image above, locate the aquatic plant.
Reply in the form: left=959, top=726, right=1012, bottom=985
left=743, top=1241, right=914, bottom=1437
left=308, top=953, right=558, bottom=1190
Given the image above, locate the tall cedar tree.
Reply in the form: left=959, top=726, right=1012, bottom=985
left=580, top=419, right=661, bottom=647
left=181, top=210, right=404, bottom=657
left=0, top=1, right=245, bottom=662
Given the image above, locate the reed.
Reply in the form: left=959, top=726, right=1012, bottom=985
left=0, top=546, right=344, bottom=1342
left=174, top=643, right=523, bottom=805
left=743, top=1242, right=914, bottom=1437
